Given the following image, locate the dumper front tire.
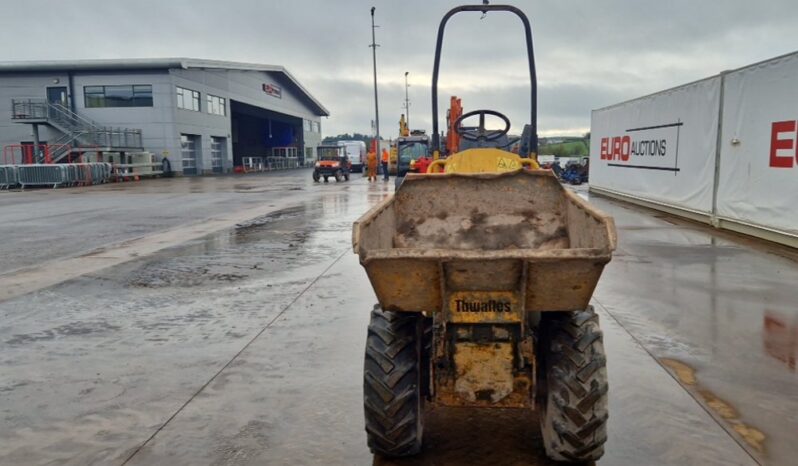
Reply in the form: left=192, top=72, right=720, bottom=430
left=539, top=306, right=608, bottom=462
left=364, top=306, right=423, bottom=457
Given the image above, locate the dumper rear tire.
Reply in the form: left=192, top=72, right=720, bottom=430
left=539, top=306, right=608, bottom=462
left=364, top=306, right=424, bottom=457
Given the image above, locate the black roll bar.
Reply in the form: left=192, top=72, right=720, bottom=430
left=431, top=4, right=538, bottom=156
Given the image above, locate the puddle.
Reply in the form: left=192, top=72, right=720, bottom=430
left=235, top=206, right=308, bottom=231
left=119, top=204, right=339, bottom=290
left=763, top=311, right=798, bottom=371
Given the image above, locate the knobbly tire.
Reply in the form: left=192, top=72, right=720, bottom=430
left=364, top=306, right=424, bottom=457
left=539, top=306, right=608, bottom=462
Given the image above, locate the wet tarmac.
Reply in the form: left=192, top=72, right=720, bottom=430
left=0, top=171, right=319, bottom=273
left=0, top=171, right=794, bottom=465
left=587, top=191, right=798, bottom=465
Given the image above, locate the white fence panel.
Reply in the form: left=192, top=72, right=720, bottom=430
left=590, top=77, right=721, bottom=214
left=717, top=53, right=798, bottom=237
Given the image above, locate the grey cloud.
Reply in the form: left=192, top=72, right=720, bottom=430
left=2, top=0, right=797, bottom=138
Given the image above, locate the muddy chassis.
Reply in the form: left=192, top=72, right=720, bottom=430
left=363, top=304, right=608, bottom=462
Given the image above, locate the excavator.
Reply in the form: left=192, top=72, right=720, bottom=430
left=446, top=95, right=463, bottom=155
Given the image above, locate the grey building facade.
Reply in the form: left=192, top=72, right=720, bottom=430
left=0, top=58, right=328, bottom=174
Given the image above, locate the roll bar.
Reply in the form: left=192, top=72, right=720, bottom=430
left=431, top=4, right=538, bottom=156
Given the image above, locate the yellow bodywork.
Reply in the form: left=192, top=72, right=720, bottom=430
left=436, top=289, right=535, bottom=408
left=421, top=149, right=540, bottom=408
left=427, top=147, right=539, bottom=174
left=353, top=150, right=616, bottom=410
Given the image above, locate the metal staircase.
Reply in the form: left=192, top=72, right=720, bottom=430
left=11, top=99, right=143, bottom=163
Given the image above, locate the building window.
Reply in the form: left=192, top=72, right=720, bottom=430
left=304, top=119, right=311, bottom=132
left=207, top=95, right=226, bottom=116
left=176, top=86, right=200, bottom=111
left=84, top=85, right=153, bottom=108
left=312, top=121, right=320, bottom=133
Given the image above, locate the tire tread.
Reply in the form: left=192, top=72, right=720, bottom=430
left=540, top=306, right=609, bottom=462
left=364, top=306, right=423, bottom=457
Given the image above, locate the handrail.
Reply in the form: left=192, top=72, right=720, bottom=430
left=11, top=99, right=98, bottom=130
left=11, top=99, right=143, bottom=150
left=47, top=102, right=103, bottom=132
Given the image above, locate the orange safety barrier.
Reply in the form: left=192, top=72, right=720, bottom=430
left=2, top=144, right=72, bottom=164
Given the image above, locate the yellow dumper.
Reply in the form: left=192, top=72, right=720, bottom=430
left=353, top=3, right=616, bottom=462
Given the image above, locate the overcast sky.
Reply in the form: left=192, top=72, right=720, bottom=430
left=2, top=0, right=798, bottom=138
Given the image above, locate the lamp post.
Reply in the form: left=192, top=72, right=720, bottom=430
left=370, top=7, right=380, bottom=150
left=403, top=71, right=410, bottom=129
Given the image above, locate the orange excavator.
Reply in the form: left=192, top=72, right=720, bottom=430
left=445, top=95, right=463, bottom=155
left=404, top=96, right=462, bottom=178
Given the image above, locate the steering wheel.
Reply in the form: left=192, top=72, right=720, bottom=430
left=453, top=109, right=511, bottom=142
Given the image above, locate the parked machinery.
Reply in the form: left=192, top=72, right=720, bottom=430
left=445, top=95, right=462, bottom=155
left=560, top=156, right=590, bottom=185
left=337, top=140, right=367, bottom=173
left=313, top=145, right=350, bottom=183
left=394, top=112, right=432, bottom=188
left=394, top=131, right=430, bottom=188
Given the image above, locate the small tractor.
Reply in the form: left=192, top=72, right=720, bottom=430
left=353, top=3, right=616, bottom=462
left=313, top=145, right=350, bottom=182
left=561, top=157, right=590, bottom=185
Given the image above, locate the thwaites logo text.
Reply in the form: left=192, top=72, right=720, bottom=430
left=770, top=120, right=798, bottom=168
left=454, top=299, right=512, bottom=313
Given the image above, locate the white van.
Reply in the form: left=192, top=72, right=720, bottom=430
left=337, top=140, right=367, bottom=173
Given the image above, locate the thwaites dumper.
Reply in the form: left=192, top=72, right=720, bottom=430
left=353, top=3, right=616, bottom=462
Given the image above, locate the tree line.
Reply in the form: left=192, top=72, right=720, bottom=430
left=322, top=133, right=383, bottom=145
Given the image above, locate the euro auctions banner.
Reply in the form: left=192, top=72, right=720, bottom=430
left=590, top=77, right=721, bottom=213
left=716, top=53, right=798, bottom=236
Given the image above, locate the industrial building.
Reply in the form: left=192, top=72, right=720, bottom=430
left=0, top=58, right=329, bottom=175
